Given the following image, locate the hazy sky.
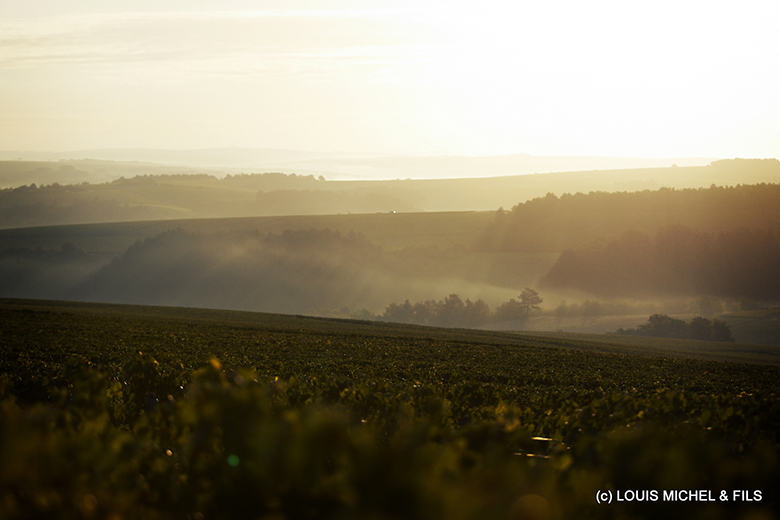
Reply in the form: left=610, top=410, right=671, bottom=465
left=1, top=0, right=779, bottom=158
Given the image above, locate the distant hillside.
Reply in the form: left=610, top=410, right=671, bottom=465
left=1, top=158, right=778, bottom=228
left=0, top=159, right=229, bottom=188
left=0, top=147, right=715, bottom=180
left=0, top=172, right=419, bottom=228
left=539, top=225, right=780, bottom=300
left=3, top=176, right=780, bottom=331
left=479, top=178, right=780, bottom=252
left=0, top=225, right=537, bottom=315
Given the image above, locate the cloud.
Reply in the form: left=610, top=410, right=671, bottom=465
left=0, top=10, right=421, bottom=82
left=2, top=2, right=778, bottom=157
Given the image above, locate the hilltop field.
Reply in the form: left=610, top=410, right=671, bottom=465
left=1, top=298, right=779, bottom=519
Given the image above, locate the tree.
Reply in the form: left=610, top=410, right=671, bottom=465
left=463, top=299, right=491, bottom=327
left=711, top=319, right=735, bottom=342
left=439, top=294, right=465, bottom=327
left=383, top=300, right=414, bottom=323
left=637, top=314, right=689, bottom=339
left=689, top=316, right=714, bottom=341
left=493, top=299, right=524, bottom=322
left=618, top=314, right=735, bottom=342
left=493, top=289, right=543, bottom=323
left=519, top=288, right=543, bottom=313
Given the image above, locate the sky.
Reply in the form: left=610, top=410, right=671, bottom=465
left=1, top=0, right=779, bottom=158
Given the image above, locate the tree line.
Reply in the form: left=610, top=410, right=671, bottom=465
left=379, top=289, right=543, bottom=328
left=0, top=172, right=410, bottom=227
left=615, top=314, right=734, bottom=342
left=479, top=181, right=780, bottom=252
left=540, top=225, right=780, bottom=300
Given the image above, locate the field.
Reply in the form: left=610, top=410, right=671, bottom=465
left=0, top=210, right=497, bottom=253
left=1, top=298, right=778, bottom=519
left=510, top=330, right=780, bottom=366
left=719, top=310, right=780, bottom=347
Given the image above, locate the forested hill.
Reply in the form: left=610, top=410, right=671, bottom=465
left=1, top=158, right=778, bottom=228
left=540, top=225, right=780, bottom=300
left=479, top=181, right=780, bottom=252
left=0, top=172, right=420, bottom=229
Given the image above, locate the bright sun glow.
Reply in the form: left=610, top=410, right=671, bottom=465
left=0, top=0, right=778, bottom=158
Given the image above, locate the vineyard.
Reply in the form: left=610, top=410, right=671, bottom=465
left=1, top=298, right=778, bottom=519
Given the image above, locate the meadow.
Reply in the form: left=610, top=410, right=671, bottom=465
left=1, top=298, right=778, bottom=519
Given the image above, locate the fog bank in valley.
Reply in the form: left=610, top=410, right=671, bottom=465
left=2, top=167, right=780, bottom=345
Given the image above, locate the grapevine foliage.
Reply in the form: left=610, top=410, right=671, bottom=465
left=1, top=302, right=778, bottom=519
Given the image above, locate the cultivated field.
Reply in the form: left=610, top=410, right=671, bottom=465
left=1, top=298, right=777, bottom=519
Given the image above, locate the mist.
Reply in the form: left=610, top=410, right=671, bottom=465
left=2, top=160, right=780, bottom=346
left=0, top=228, right=522, bottom=317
